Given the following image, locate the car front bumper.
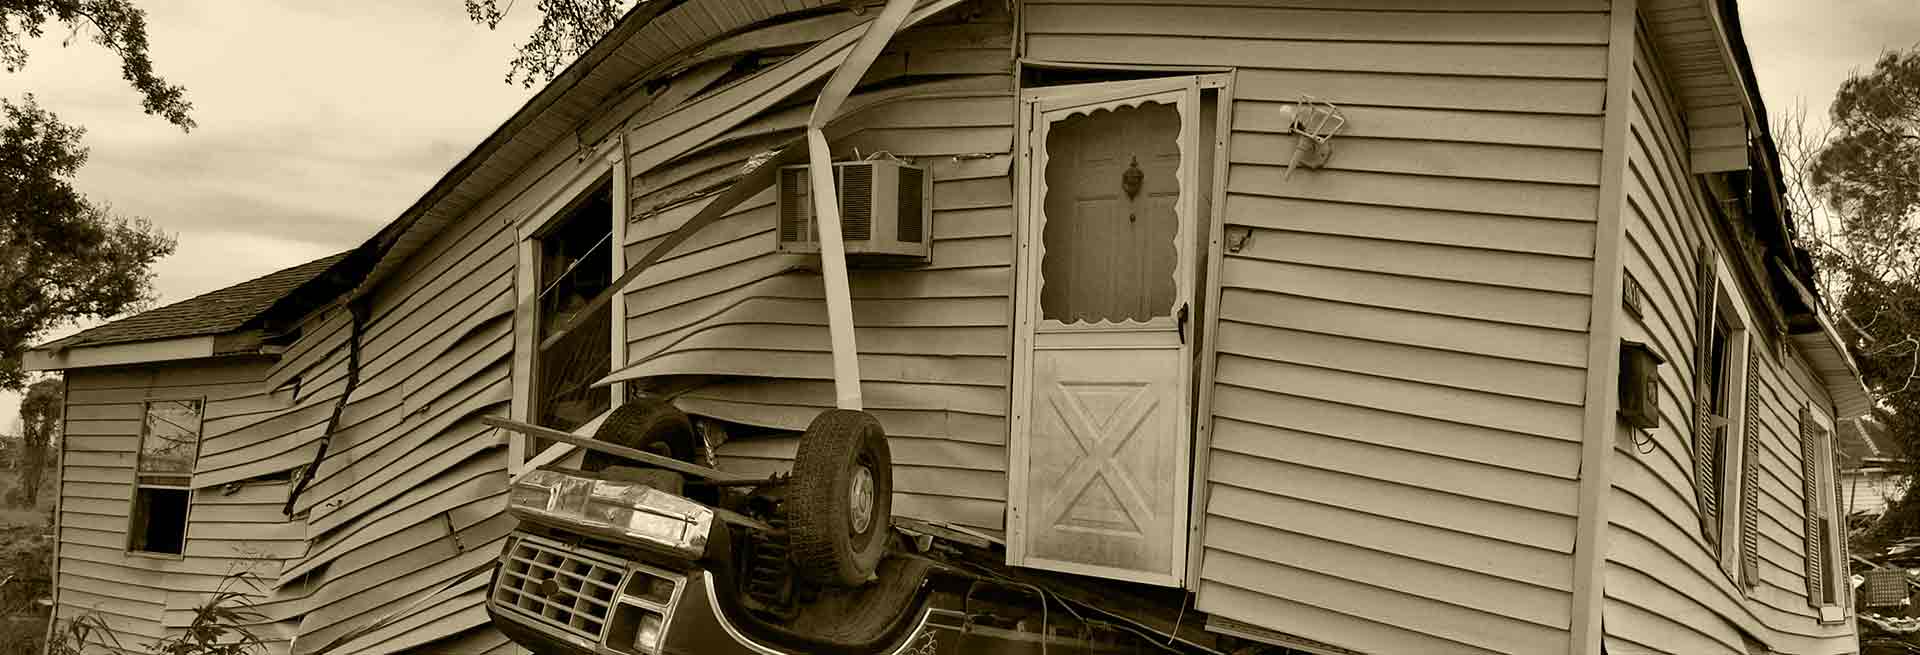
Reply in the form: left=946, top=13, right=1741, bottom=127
left=486, top=530, right=967, bottom=655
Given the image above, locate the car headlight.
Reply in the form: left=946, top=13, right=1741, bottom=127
left=509, top=470, right=713, bottom=557
left=635, top=611, right=665, bottom=652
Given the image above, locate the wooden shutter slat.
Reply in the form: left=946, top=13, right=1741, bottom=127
left=1835, top=454, right=1850, bottom=610
left=1695, top=394, right=1720, bottom=548
left=1693, top=245, right=1721, bottom=548
left=1739, top=350, right=1762, bottom=586
left=1801, top=405, right=1825, bottom=607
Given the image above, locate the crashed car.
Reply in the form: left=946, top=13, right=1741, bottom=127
left=482, top=399, right=1153, bottom=655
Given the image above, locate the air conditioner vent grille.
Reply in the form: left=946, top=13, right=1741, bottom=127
left=840, top=165, right=872, bottom=241
left=778, top=168, right=806, bottom=243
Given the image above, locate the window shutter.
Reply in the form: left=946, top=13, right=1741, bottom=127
left=1739, top=350, right=1762, bottom=586
left=1693, top=246, right=1721, bottom=547
left=1800, top=406, right=1825, bottom=607
left=1834, top=457, right=1851, bottom=611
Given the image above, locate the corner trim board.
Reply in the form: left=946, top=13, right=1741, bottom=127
left=1569, top=1, right=1639, bottom=653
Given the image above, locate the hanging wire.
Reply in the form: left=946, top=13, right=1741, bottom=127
left=534, top=229, right=616, bottom=305
left=1635, top=427, right=1659, bottom=455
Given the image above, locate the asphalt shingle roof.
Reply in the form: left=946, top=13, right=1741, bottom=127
left=39, top=251, right=351, bottom=351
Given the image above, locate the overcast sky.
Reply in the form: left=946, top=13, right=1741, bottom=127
left=4, top=0, right=1920, bottom=431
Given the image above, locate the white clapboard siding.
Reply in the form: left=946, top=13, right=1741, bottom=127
left=51, top=2, right=995, bottom=653
left=1021, top=1, right=1607, bottom=652
left=612, top=5, right=1018, bottom=530
left=1604, top=22, right=1857, bottom=655
left=58, top=358, right=300, bottom=654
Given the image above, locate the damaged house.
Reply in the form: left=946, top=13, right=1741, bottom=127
left=25, top=0, right=1875, bottom=653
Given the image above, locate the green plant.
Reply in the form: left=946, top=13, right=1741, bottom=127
left=147, top=572, right=269, bottom=655
left=45, top=610, right=124, bottom=655
left=38, top=569, right=270, bottom=655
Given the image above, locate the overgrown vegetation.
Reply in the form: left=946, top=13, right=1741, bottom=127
left=0, top=0, right=194, bottom=129
left=0, top=96, right=175, bottom=391
left=23, top=570, right=270, bottom=655
left=464, top=0, right=636, bottom=87
left=1779, top=47, right=1920, bottom=549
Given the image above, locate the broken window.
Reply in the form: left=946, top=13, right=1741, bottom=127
left=129, top=399, right=201, bottom=555
left=534, top=180, right=615, bottom=433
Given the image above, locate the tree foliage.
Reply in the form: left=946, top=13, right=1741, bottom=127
left=16, top=377, right=61, bottom=507
left=465, top=0, right=635, bottom=87
left=0, top=0, right=193, bottom=130
left=1784, top=48, right=1920, bottom=541
left=0, top=95, right=175, bottom=390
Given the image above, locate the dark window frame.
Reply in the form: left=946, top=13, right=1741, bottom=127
left=530, top=178, right=618, bottom=435
left=126, top=398, right=203, bottom=558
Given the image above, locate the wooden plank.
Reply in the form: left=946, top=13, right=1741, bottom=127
left=1024, top=4, right=1608, bottom=44
left=1200, top=549, right=1565, bottom=653
left=1211, top=384, right=1578, bottom=478
left=1215, top=354, right=1582, bottom=443
left=1234, top=101, right=1604, bottom=150
left=1232, top=132, right=1602, bottom=186
left=480, top=415, right=760, bottom=481
left=1217, top=287, right=1589, bottom=368
left=1212, top=418, right=1577, bottom=516
left=1204, top=517, right=1571, bottom=630
left=1228, top=166, right=1601, bottom=222
left=1209, top=449, right=1573, bottom=553
left=1026, top=34, right=1604, bottom=79
left=1220, top=257, right=1591, bottom=333
left=1228, top=227, right=1593, bottom=295
left=1207, top=484, right=1571, bottom=592
left=1228, top=195, right=1596, bottom=258
left=1234, top=68, right=1604, bottom=115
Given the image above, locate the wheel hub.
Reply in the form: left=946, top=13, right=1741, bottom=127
left=849, top=464, right=876, bottom=534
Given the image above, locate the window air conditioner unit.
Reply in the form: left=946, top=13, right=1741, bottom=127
left=776, top=159, right=930, bottom=266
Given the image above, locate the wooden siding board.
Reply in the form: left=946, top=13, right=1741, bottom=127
left=1201, top=549, right=1566, bottom=653
left=1234, top=101, right=1605, bottom=149
left=1024, top=4, right=1608, bottom=44
left=1233, top=68, right=1604, bottom=115
left=1603, top=22, right=1853, bottom=653
left=1229, top=195, right=1597, bottom=258
left=1021, top=2, right=1607, bottom=650
left=1027, top=35, right=1606, bottom=79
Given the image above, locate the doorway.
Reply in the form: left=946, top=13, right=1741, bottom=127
left=1008, top=75, right=1215, bottom=587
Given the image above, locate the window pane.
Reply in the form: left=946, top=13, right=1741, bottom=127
left=130, top=486, right=190, bottom=555
left=1040, top=102, right=1181, bottom=323
left=140, top=400, right=203, bottom=476
left=536, top=181, right=614, bottom=433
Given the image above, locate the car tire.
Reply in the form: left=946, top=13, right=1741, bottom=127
left=789, top=409, right=892, bottom=587
left=582, top=397, right=697, bottom=473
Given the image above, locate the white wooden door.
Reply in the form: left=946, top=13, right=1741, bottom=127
left=1010, top=78, right=1200, bottom=586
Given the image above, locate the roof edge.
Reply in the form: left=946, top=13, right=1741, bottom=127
left=346, top=0, right=688, bottom=300
left=24, top=335, right=219, bottom=372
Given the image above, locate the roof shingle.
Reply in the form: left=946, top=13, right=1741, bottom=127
left=38, top=251, right=351, bottom=351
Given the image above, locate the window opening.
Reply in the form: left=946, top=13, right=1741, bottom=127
left=130, top=399, right=202, bottom=555
left=1706, top=313, right=1735, bottom=544
left=1039, top=101, right=1181, bottom=324
left=1811, top=421, right=1843, bottom=608
left=534, top=181, right=616, bottom=434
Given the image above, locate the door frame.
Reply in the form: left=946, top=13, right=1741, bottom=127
left=1006, top=73, right=1232, bottom=587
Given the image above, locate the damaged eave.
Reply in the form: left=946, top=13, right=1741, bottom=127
left=23, top=335, right=220, bottom=372
left=1644, top=0, right=1756, bottom=173
left=1789, top=311, right=1873, bottom=420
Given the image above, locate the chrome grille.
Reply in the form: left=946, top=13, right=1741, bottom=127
left=493, top=534, right=626, bottom=643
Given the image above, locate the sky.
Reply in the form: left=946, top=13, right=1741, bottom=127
left=1, top=2, right=540, bottom=431
left=2, top=0, right=1919, bottom=431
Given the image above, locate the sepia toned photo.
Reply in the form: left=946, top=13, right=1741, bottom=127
left=3, top=1, right=1919, bottom=653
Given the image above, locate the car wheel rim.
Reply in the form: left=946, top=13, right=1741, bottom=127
left=850, top=463, right=875, bottom=535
